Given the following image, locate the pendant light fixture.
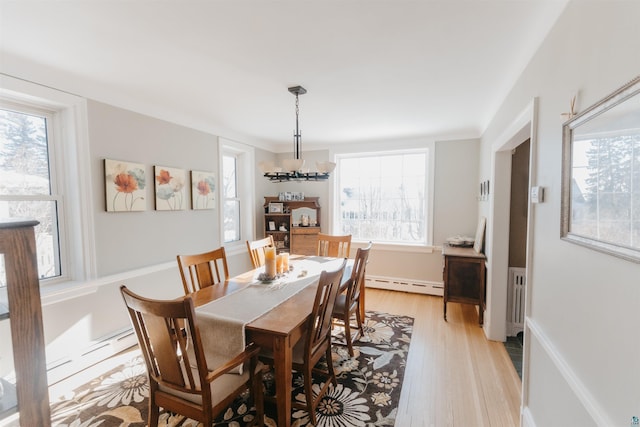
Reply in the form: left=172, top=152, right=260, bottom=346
left=259, top=85, right=335, bottom=182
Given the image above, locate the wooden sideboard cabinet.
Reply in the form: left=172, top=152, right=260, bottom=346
left=0, top=219, right=51, bottom=426
left=442, top=244, right=486, bottom=326
left=263, top=197, right=321, bottom=256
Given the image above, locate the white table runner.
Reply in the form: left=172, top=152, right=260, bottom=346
left=195, top=257, right=349, bottom=373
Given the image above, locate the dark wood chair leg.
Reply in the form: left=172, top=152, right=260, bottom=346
left=326, top=348, right=337, bottom=386
left=343, top=313, right=355, bottom=357
left=304, top=363, right=316, bottom=425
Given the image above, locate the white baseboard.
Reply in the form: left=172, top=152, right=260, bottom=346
left=46, top=327, right=137, bottom=385
left=365, top=275, right=443, bottom=296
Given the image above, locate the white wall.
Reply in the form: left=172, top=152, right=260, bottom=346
left=89, top=101, right=221, bottom=275
left=480, top=2, right=640, bottom=425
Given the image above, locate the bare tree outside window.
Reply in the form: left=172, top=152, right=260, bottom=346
left=337, top=151, right=428, bottom=244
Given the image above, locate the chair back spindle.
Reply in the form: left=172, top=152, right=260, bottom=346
left=317, top=233, right=352, bottom=258
left=246, top=236, right=275, bottom=269
left=177, top=247, right=229, bottom=294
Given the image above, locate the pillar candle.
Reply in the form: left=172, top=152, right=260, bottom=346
left=265, top=247, right=277, bottom=278
left=276, top=254, right=284, bottom=274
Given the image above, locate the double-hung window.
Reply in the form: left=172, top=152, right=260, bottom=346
left=220, top=139, right=254, bottom=247
left=1, top=76, right=94, bottom=291
left=335, top=148, right=432, bottom=246
left=0, top=101, right=62, bottom=281
left=222, top=153, right=240, bottom=243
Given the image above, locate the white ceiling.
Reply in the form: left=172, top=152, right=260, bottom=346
left=0, top=1, right=568, bottom=152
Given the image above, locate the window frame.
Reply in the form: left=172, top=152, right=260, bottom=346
left=0, top=75, right=96, bottom=290
left=330, top=142, right=435, bottom=249
left=219, top=138, right=254, bottom=254
left=0, top=101, right=64, bottom=280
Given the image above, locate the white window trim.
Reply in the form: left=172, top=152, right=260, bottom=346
left=0, top=74, right=97, bottom=290
left=328, top=139, right=435, bottom=250
left=219, top=138, right=254, bottom=256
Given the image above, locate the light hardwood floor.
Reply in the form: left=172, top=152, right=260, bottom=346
left=365, top=288, right=522, bottom=427
left=48, top=288, right=522, bottom=427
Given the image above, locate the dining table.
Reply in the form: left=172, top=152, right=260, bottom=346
left=189, top=255, right=352, bottom=427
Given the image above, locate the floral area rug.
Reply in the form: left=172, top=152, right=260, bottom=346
left=50, top=311, right=413, bottom=427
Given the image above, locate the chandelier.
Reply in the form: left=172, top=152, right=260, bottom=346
left=259, top=85, right=335, bottom=182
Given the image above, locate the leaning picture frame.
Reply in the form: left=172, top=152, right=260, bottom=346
left=473, top=216, right=486, bottom=253
left=269, top=202, right=284, bottom=213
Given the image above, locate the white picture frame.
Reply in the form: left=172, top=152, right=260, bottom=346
left=473, top=216, right=486, bottom=253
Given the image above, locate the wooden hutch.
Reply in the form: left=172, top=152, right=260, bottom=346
left=263, top=196, right=321, bottom=256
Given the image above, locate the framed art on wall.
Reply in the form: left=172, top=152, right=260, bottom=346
left=191, top=170, right=216, bottom=210
left=154, top=165, right=186, bottom=211
left=104, top=159, right=147, bottom=212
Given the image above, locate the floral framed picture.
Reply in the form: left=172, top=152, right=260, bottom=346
left=154, top=165, right=187, bottom=211
left=104, top=159, right=147, bottom=212
left=191, top=170, right=216, bottom=210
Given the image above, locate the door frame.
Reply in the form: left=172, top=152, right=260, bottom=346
left=485, top=98, right=538, bottom=342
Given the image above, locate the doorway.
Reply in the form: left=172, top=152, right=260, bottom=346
left=485, top=98, right=537, bottom=343
left=504, top=139, right=530, bottom=379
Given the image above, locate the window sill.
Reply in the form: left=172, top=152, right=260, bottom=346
left=40, top=261, right=176, bottom=306
left=351, top=241, right=441, bottom=254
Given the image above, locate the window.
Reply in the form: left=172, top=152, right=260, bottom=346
left=0, top=75, right=94, bottom=291
left=222, top=154, right=240, bottom=243
left=220, top=140, right=254, bottom=247
left=0, top=102, right=62, bottom=280
left=336, top=149, right=431, bottom=245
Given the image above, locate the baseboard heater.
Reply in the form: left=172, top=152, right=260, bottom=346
left=365, top=275, right=443, bottom=296
left=46, top=327, right=137, bottom=385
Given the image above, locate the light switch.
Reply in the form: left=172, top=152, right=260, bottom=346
left=531, top=186, right=544, bottom=203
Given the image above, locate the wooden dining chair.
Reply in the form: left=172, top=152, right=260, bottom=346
left=332, top=242, right=372, bottom=356
left=316, top=233, right=352, bottom=258
left=246, top=236, right=275, bottom=269
left=119, top=285, right=264, bottom=427
left=261, top=258, right=346, bottom=425
left=177, top=247, right=229, bottom=294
